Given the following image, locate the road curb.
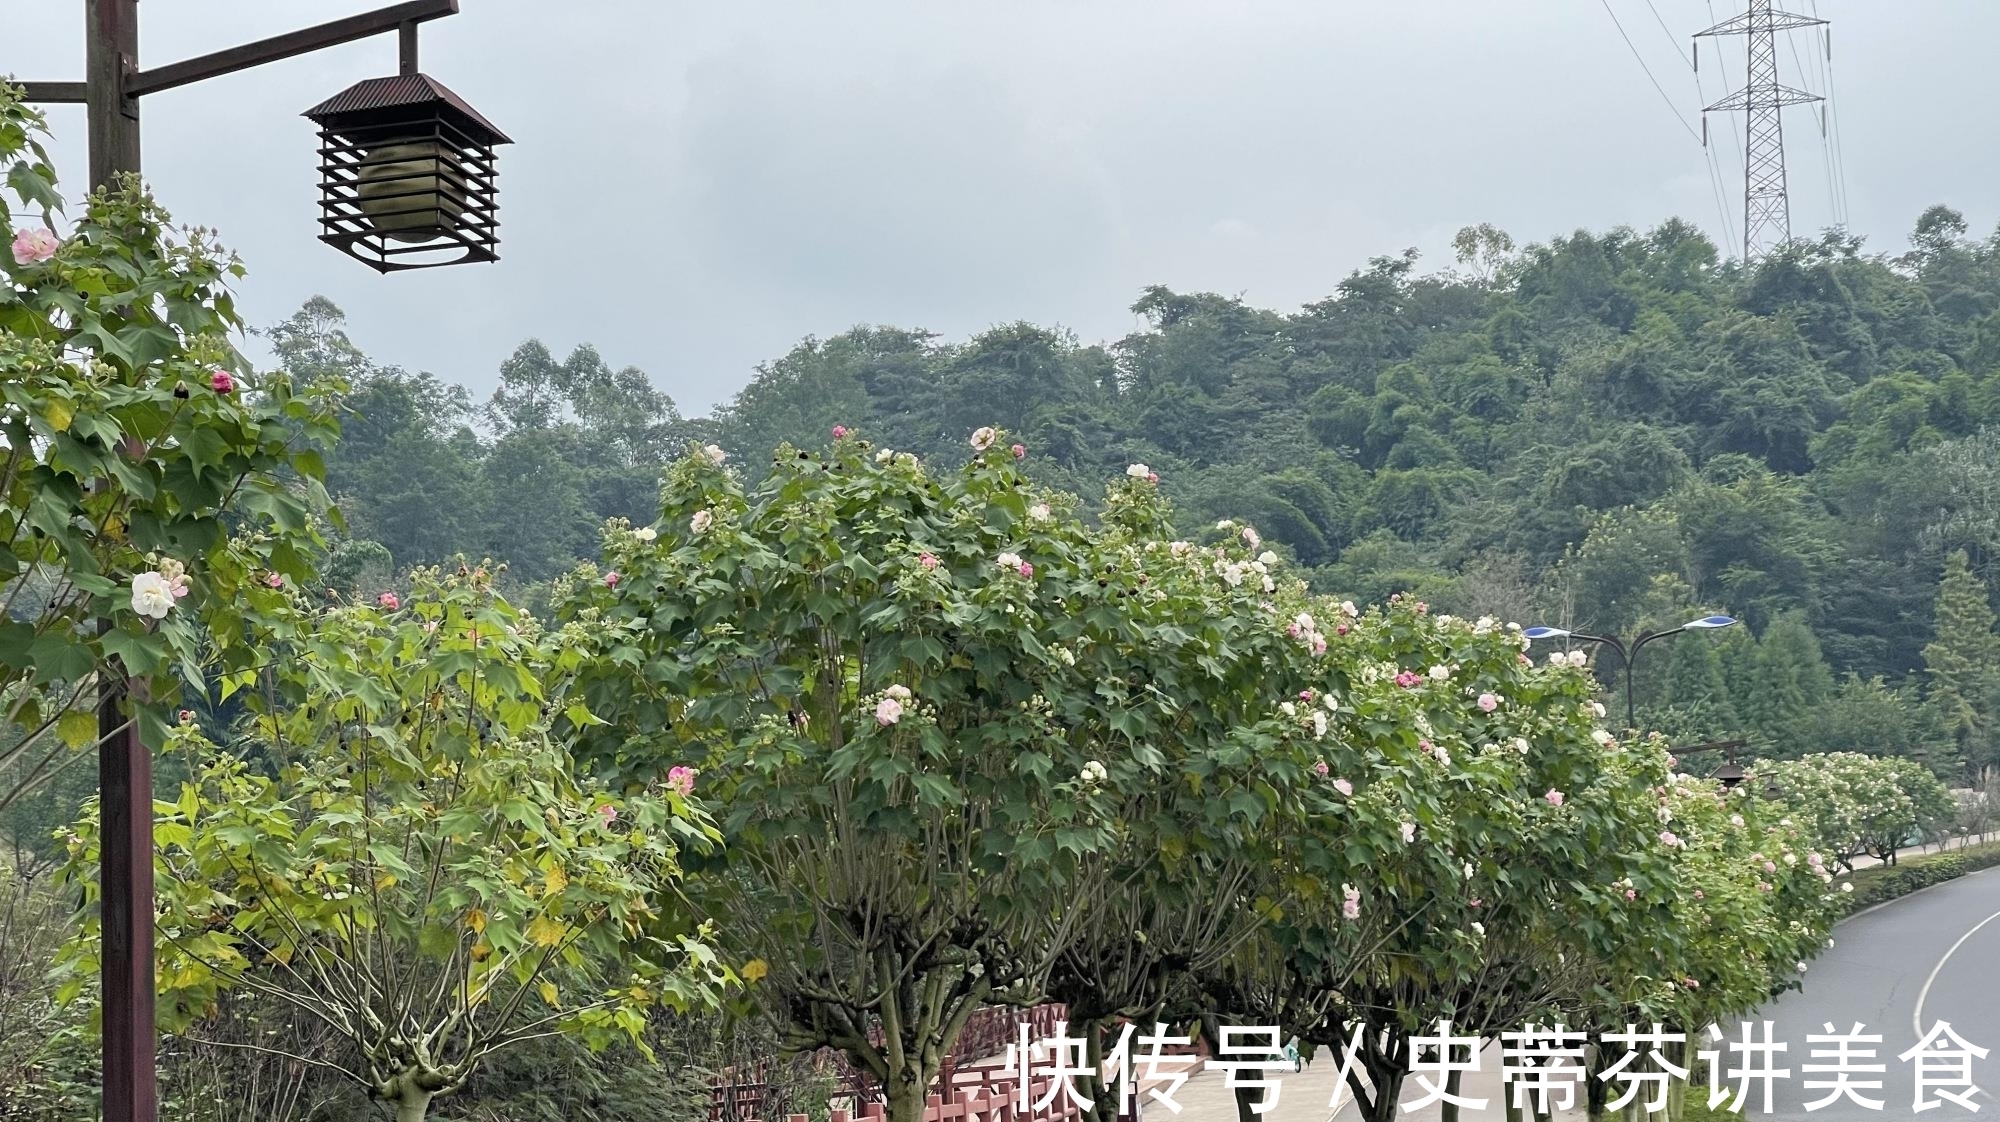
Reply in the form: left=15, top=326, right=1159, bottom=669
left=1840, top=862, right=2000, bottom=922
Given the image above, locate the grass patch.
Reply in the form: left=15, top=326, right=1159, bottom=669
left=1842, top=840, right=2000, bottom=912
left=1676, top=1089, right=1736, bottom=1122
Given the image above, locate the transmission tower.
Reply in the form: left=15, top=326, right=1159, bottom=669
left=1694, top=0, right=1826, bottom=261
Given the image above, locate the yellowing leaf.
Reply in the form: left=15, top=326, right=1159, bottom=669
left=543, top=865, right=568, bottom=896
left=43, top=398, right=73, bottom=432
left=526, top=914, right=567, bottom=947
left=57, top=710, right=98, bottom=750
left=538, top=980, right=559, bottom=1007
left=374, top=872, right=398, bottom=890
left=218, top=668, right=257, bottom=703
left=466, top=908, right=487, bottom=935
left=470, top=940, right=492, bottom=962
left=743, top=958, right=769, bottom=983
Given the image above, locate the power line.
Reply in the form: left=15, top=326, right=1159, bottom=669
left=1827, top=48, right=1852, bottom=225
left=1597, top=0, right=1738, bottom=247
left=1704, top=0, right=1747, bottom=249
left=1785, top=23, right=1844, bottom=229
left=1797, top=1, right=1845, bottom=225
left=1642, top=0, right=1691, bottom=65
left=1600, top=0, right=1704, bottom=143
left=1785, top=28, right=1839, bottom=228
left=1811, top=1, right=1852, bottom=227
left=1633, top=0, right=1741, bottom=251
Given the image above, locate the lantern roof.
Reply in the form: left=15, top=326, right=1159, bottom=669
left=303, top=73, right=511, bottom=146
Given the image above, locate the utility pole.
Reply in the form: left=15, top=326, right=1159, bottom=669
left=1695, top=0, right=1826, bottom=262
left=19, top=8, right=465, bottom=1118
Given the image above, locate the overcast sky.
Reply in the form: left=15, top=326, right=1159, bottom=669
left=10, top=1, right=1996, bottom=416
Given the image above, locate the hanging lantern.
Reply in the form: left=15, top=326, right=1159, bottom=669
left=304, top=74, right=510, bottom=272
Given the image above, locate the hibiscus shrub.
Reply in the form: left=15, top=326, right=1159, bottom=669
left=560, top=429, right=1388, bottom=1122
left=1755, top=753, right=1956, bottom=869
left=58, top=570, right=730, bottom=1122
left=1207, top=597, right=1681, bottom=1122
left=1, top=83, right=336, bottom=808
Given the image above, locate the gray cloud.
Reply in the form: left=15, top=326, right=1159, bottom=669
left=9, top=1, right=1997, bottom=414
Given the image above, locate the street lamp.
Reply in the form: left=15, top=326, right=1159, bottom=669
left=305, top=71, right=510, bottom=271
left=1674, top=738, right=1750, bottom=788
left=16, top=4, right=502, bottom=1118
left=1521, top=615, right=1737, bottom=732
left=19, top=1, right=508, bottom=270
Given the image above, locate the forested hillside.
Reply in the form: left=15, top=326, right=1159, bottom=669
left=287, top=209, right=2000, bottom=777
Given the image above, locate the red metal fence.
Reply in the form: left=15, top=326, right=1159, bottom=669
left=712, top=1004, right=1209, bottom=1122
left=799, top=1079, right=1091, bottom=1122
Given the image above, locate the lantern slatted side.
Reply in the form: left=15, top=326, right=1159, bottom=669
left=313, top=116, right=500, bottom=271
left=303, top=72, right=510, bottom=273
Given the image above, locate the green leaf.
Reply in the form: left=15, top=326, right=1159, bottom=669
left=100, top=627, right=168, bottom=678
left=57, top=709, right=97, bottom=749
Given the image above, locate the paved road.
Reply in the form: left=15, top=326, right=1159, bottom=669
left=1153, top=864, right=2000, bottom=1120
left=1746, top=863, right=2000, bottom=1120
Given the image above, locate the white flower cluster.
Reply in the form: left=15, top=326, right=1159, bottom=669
left=1282, top=694, right=1333, bottom=741
left=130, top=557, right=191, bottom=619
left=869, top=683, right=941, bottom=730
left=1548, top=649, right=1589, bottom=668
left=1289, top=612, right=1329, bottom=656
left=874, top=684, right=912, bottom=726
left=1080, top=759, right=1109, bottom=785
